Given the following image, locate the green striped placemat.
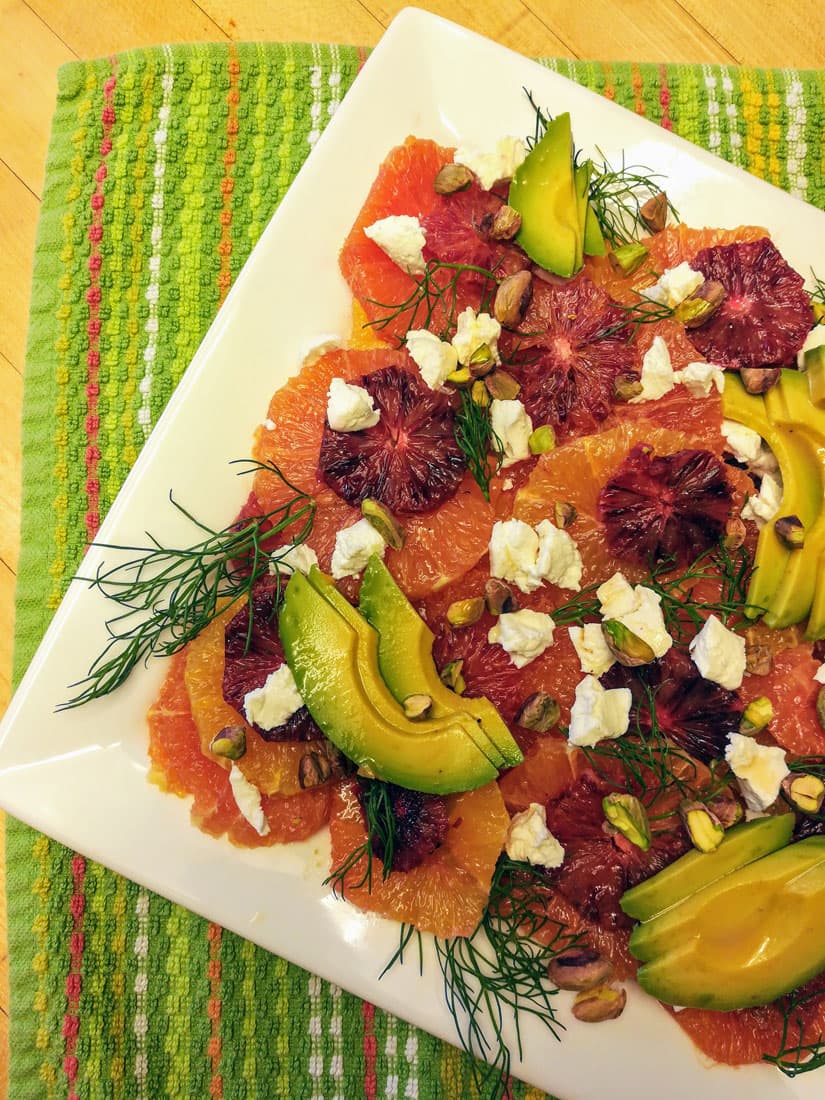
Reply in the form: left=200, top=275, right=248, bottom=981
left=8, top=43, right=825, bottom=1099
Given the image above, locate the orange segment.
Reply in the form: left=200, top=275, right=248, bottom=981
left=148, top=652, right=331, bottom=847
left=328, top=779, right=509, bottom=937
left=740, top=644, right=825, bottom=755
left=185, top=603, right=320, bottom=796
left=498, top=735, right=573, bottom=814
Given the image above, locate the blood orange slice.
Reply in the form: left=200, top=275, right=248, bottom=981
left=739, top=644, right=825, bottom=755
left=327, top=778, right=509, bottom=937
left=148, top=652, right=331, bottom=846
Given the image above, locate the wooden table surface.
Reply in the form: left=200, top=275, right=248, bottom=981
left=2, top=0, right=824, bottom=1091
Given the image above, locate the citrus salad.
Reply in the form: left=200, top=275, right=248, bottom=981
left=77, top=104, right=825, bottom=1087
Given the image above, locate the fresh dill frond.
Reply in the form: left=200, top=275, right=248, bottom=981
left=595, top=295, right=677, bottom=341
left=366, top=259, right=502, bottom=343
left=454, top=389, right=504, bottom=502
left=810, top=269, right=825, bottom=308
left=588, top=150, right=680, bottom=247
left=763, top=984, right=825, bottom=1077
left=325, top=779, right=401, bottom=898
left=383, top=857, right=582, bottom=1099
left=523, top=88, right=553, bottom=150
left=61, top=460, right=315, bottom=709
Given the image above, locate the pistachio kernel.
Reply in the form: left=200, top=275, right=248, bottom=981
left=782, top=772, right=825, bottom=815
left=210, top=724, right=247, bottom=761
left=489, top=204, right=523, bottom=241
left=674, top=280, right=726, bottom=328
left=548, top=948, right=614, bottom=992
left=775, top=514, right=805, bottom=550
left=516, top=691, right=560, bottom=733
left=403, top=693, right=433, bottom=720
left=679, top=799, right=725, bottom=853
left=446, top=365, right=472, bottom=386
left=740, top=695, right=774, bottom=734
left=493, top=270, right=533, bottom=327
left=468, top=351, right=496, bottom=379
left=816, top=686, right=825, bottom=733
left=608, top=241, right=649, bottom=277
left=528, top=425, right=556, bottom=455
left=745, top=643, right=773, bottom=677
left=705, top=789, right=744, bottom=829
left=439, top=659, right=466, bottom=695
left=484, top=369, right=521, bottom=401
left=485, top=577, right=518, bottom=616
left=740, top=366, right=781, bottom=395
left=361, top=497, right=406, bottom=551
left=470, top=379, right=491, bottom=407
left=554, top=501, right=577, bottom=529
left=299, top=751, right=333, bottom=789
left=602, top=793, right=652, bottom=851
left=613, top=372, right=643, bottom=402
left=433, top=162, right=474, bottom=195
left=601, top=620, right=656, bottom=667
left=446, top=597, right=485, bottom=627
left=723, top=516, right=747, bottom=551
left=357, top=764, right=378, bottom=779
left=639, top=191, right=668, bottom=233
left=571, top=984, right=627, bottom=1023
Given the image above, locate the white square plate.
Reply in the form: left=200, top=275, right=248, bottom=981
left=3, top=9, right=825, bottom=1098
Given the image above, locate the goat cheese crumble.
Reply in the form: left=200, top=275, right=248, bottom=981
left=363, top=214, right=427, bottom=275
left=326, top=377, right=380, bottom=432
left=405, top=329, right=458, bottom=390
left=453, top=136, right=527, bottom=190
left=243, top=664, right=304, bottom=731
left=689, top=614, right=747, bottom=689
left=597, top=573, right=672, bottom=660
left=725, top=733, right=789, bottom=812
left=505, top=803, right=565, bottom=868
left=490, top=399, right=533, bottom=467
left=568, top=675, right=633, bottom=747
left=229, top=767, right=271, bottom=837
left=640, top=262, right=704, bottom=309
left=330, top=518, right=387, bottom=579
left=568, top=623, right=616, bottom=677
left=487, top=609, right=556, bottom=668
left=630, top=335, right=675, bottom=403
left=452, top=308, right=501, bottom=366
left=269, top=543, right=318, bottom=576
left=488, top=519, right=583, bottom=594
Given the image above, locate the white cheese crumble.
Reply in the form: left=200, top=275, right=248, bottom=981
left=674, top=362, right=725, bottom=396
left=629, top=335, right=675, bottom=403
left=798, top=322, right=825, bottom=368
left=269, top=543, right=318, bottom=576
left=330, top=518, right=387, bottom=580
left=453, top=136, right=527, bottom=190
left=490, top=398, right=533, bottom=467
left=741, top=470, right=783, bottom=528
left=243, top=664, right=304, bottom=731
left=815, top=663, right=825, bottom=685
left=725, top=733, right=789, bottom=812
left=405, top=329, right=458, bottom=390
left=568, top=675, right=633, bottom=748
left=569, top=623, right=616, bottom=677
left=722, top=420, right=763, bottom=465
left=326, top=377, right=380, bottom=433
left=640, top=262, right=704, bottom=309
left=487, top=609, right=556, bottom=668
left=505, top=803, right=565, bottom=868
left=262, top=418, right=276, bottom=430
left=689, top=614, right=747, bottom=689
left=596, top=573, right=672, bottom=660
left=363, top=214, right=427, bottom=275
left=452, top=307, right=501, bottom=367
left=229, top=766, right=271, bottom=836
left=488, top=518, right=582, bottom=594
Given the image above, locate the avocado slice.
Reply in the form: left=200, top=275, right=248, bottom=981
left=301, top=567, right=502, bottom=765
left=633, top=837, right=825, bottom=1010
left=358, top=556, right=523, bottom=768
left=509, top=112, right=581, bottom=278
left=762, top=370, right=825, bottom=630
left=280, top=572, right=498, bottom=794
left=804, top=344, right=825, bottom=407
left=722, top=375, right=821, bottom=621
left=576, top=159, right=606, bottom=257
left=620, top=814, right=794, bottom=922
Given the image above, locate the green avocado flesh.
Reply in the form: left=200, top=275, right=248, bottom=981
left=722, top=372, right=823, bottom=629
left=358, top=556, right=523, bottom=768
left=279, top=571, right=498, bottom=794
left=576, top=160, right=606, bottom=257
left=509, top=112, right=582, bottom=278
left=620, top=814, right=794, bottom=922
left=632, top=837, right=825, bottom=1011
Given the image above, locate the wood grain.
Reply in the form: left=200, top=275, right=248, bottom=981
left=0, top=1, right=823, bottom=1094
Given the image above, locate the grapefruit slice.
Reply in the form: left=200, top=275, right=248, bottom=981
left=739, top=644, right=825, bottom=755
left=327, top=778, right=509, bottom=937
left=148, top=652, right=331, bottom=846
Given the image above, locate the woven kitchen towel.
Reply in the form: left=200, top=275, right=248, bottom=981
left=7, top=43, right=825, bottom=1100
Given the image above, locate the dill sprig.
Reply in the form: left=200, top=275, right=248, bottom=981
left=384, top=858, right=583, bottom=1099
left=454, top=390, right=503, bottom=501
left=595, top=295, right=677, bottom=341
left=763, top=983, right=825, bottom=1076
left=810, top=269, right=825, bottom=309
left=325, top=779, right=400, bottom=897
left=61, top=460, right=315, bottom=709
left=366, top=259, right=501, bottom=342
left=583, top=683, right=728, bottom=813
left=524, top=88, right=552, bottom=150
left=587, top=150, right=679, bottom=247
